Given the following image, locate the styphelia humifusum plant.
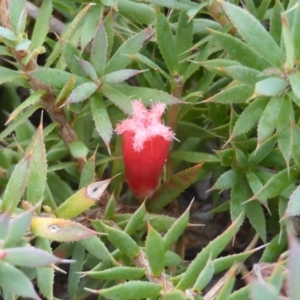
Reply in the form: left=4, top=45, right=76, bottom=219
left=115, top=100, right=175, bottom=199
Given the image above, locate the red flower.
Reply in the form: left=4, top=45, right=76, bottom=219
left=115, top=100, right=175, bottom=199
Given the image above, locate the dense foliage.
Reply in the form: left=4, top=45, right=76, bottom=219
left=1, top=0, right=300, bottom=299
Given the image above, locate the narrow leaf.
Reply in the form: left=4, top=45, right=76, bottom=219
left=65, top=81, right=98, bottom=104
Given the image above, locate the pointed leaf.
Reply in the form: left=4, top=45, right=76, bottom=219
left=66, top=81, right=98, bottom=104
left=231, top=97, right=269, bottom=140
left=277, top=96, right=294, bottom=166
left=211, top=30, right=270, bottom=71
left=101, top=84, right=132, bottom=114
left=35, top=237, right=54, bottom=300
left=219, top=1, right=284, bottom=68
left=146, top=163, right=204, bottom=213
left=3, top=247, right=68, bottom=267
left=193, top=259, right=214, bottom=292
left=255, top=77, right=288, bottom=97
left=257, top=96, right=282, bottom=144
left=86, top=267, right=145, bottom=280
left=104, top=28, right=154, bottom=74
left=222, top=66, right=263, bottom=86
left=103, top=224, right=140, bottom=258
left=163, top=202, right=191, bottom=250
left=289, top=71, right=300, bottom=100
left=211, top=169, right=237, bottom=191
left=30, top=217, right=97, bottom=242
left=124, top=202, right=146, bottom=235
left=205, top=84, right=253, bottom=104
left=6, top=90, right=44, bottom=124
left=91, top=19, right=108, bottom=75
left=145, top=224, right=165, bottom=276
left=292, top=0, right=300, bottom=61
left=252, top=167, right=299, bottom=204
left=0, top=262, right=40, bottom=299
left=30, top=0, right=52, bottom=51
left=87, top=281, right=162, bottom=299
left=291, top=122, right=300, bottom=166
left=286, top=185, right=300, bottom=217
left=102, top=69, right=144, bottom=84
left=26, top=122, right=47, bottom=205
left=245, top=200, right=266, bottom=242
left=176, top=215, right=242, bottom=289
left=156, top=10, right=178, bottom=75
left=114, top=84, right=183, bottom=105
left=2, top=152, right=31, bottom=213
left=77, top=58, right=98, bottom=82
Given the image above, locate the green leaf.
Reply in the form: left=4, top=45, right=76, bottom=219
left=205, top=84, right=253, bottom=104
left=80, top=236, right=113, bottom=264
left=0, top=213, right=9, bottom=241
left=0, top=262, right=39, bottom=299
left=90, top=19, right=107, bottom=75
left=77, top=58, right=98, bottom=82
left=260, top=231, right=287, bottom=262
left=2, top=152, right=31, bottom=213
left=91, top=94, right=113, bottom=152
left=249, top=135, right=277, bottom=166
left=250, top=281, right=281, bottom=300
left=29, top=69, right=87, bottom=89
left=68, top=243, right=85, bottom=300
left=245, top=200, right=266, bottom=242
left=86, top=267, right=145, bottom=280
left=210, top=30, right=270, bottom=71
left=230, top=173, right=250, bottom=222
left=277, top=96, right=294, bottom=166
left=289, top=71, right=300, bottom=100
left=0, top=66, right=26, bottom=85
left=146, top=163, right=204, bottom=213
left=104, top=28, right=153, bottom=74
left=193, top=259, right=214, bottom=292
left=286, top=185, right=300, bottom=217
left=9, top=0, right=26, bottom=32
left=30, top=0, right=52, bottom=51
left=291, top=122, right=300, bottom=166
left=257, top=96, right=282, bottom=144
left=270, top=0, right=283, bottom=45
left=35, top=238, right=54, bottom=300
left=87, top=281, right=162, bottom=299
left=171, top=150, right=219, bottom=163
left=79, top=152, right=96, bottom=189
left=81, top=4, right=102, bottom=50
left=219, top=1, right=284, bottom=68
left=66, top=81, right=98, bottom=104
left=5, top=208, right=35, bottom=247
left=0, top=26, right=17, bottom=41
left=222, top=66, right=263, bottom=86
left=104, top=224, right=140, bottom=258
left=124, top=202, right=146, bottom=235
left=155, top=10, right=178, bottom=75
left=3, top=247, right=67, bottom=267
left=281, top=14, right=294, bottom=70
left=163, top=202, right=190, bottom=250
left=113, top=84, right=183, bottom=105
left=100, top=84, right=132, bottom=114
left=292, top=0, right=300, bottom=61
left=215, top=271, right=235, bottom=300
left=145, top=224, right=165, bottom=276
left=26, top=122, right=47, bottom=206
left=62, top=43, right=87, bottom=78
left=31, top=217, right=97, bottom=242
left=251, top=167, right=299, bottom=204
left=104, top=193, right=116, bottom=219
left=176, top=215, right=242, bottom=289
left=68, top=140, right=89, bottom=159
left=211, top=169, right=237, bottom=191
left=175, top=12, right=193, bottom=75
left=102, top=69, right=143, bottom=84
left=163, top=290, right=186, bottom=300
left=230, top=97, right=269, bottom=140
left=255, top=77, right=288, bottom=97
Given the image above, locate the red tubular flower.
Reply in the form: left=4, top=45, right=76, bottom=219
left=115, top=100, right=175, bottom=199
